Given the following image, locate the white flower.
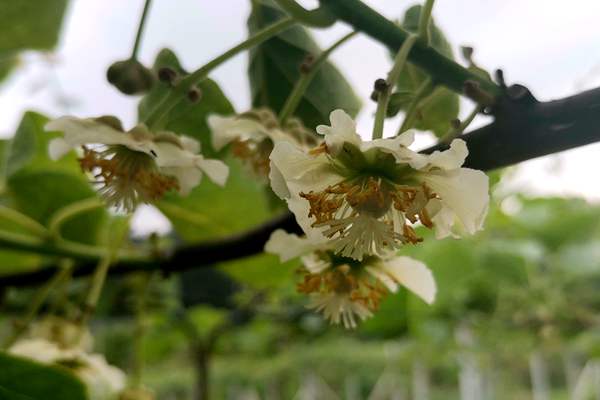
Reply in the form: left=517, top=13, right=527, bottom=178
left=208, top=109, right=317, bottom=177
left=265, top=229, right=436, bottom=328
left=46, top=116, right=229, bottom=212
left=9, top=338, right=126, bottom=400
left=269, top=109, right=489, bottom=260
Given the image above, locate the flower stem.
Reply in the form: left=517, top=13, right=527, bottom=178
left=272, top=0, right=336, bottom=27
left=418, top=0, right=436, bottom=44
left=319, top=0, right=500, bottom=97
left=3, top=260, right=73, bottom=348
left=440, top=105, right=482, bottom=144
left=0, top=228, right=147, bottom=263
left=397, top=78, right=434, bottom=134
left=372, top=34, right=418, bottom=140
left=131, top=273, right=153, bottom=388
left=131, top=0, right=153, bottom=60
left=48, top=198, right=104, bottom=240
left=79, top=219, right=130, bottom=325
left=0, top=205, right=48, bottom=238
left=279, top=31, right=358, bottom=124
left=145, top=17, right=295, bottom=128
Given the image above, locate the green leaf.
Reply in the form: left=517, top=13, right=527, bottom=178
left=0, top=0, right=68, bottom=83
left=7, top=171, right=106, bottom=244
left=5, top=112, right=82, bottom=177
left=393, top=5, right=459, bottom=137
left=248, top=0, right=361, bottom=129
left=139, top=50, right=277, bottom=242
left=157, top=158, right=273, bottom=242
left=0, top=352, right=88, bottom=400
left=3, top=112, right=106, bottom=245
left=138, top=49, right=234, bottom=157
left=219, top=253, right=298, bottom=291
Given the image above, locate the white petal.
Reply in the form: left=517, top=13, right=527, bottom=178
left=46, top=116, right=156, bottom=155
left=268, top=162, right=290, bottom=199
left=162, top=166, right=203, bottom=195
left=363, top=130, right=415, bottom=153
left=180, top=135, right=201, bottom=153
left=316, top=109, right=362, bottom=155
left=269, top=141, right=341, bottom=194
left=365, top=265, right=399, bottom=292
left=381, top=256, right=437, bottom=304
left=208, top=114, right=268, bottom=151
left=419, top=168, right=489, bottom=236
left=264, top=229, right=317, bottom=262
left=48, top=138, right=72, bottom=160
left=269, top=141, right=341, bottom=242
left=196, top=157, right=229, bottom=186
left=419, top=139, right=469, bottom=171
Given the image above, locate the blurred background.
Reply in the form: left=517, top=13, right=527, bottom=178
left=3, top=1, right=600, bottom=399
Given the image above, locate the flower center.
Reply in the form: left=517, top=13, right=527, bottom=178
left=297, top=255, right=387, bottom=313
left=231, top=138, right=272, bottom=177
left=79, top=145, right=179, bottom=212
left=299, top=176, right=438, bottom=260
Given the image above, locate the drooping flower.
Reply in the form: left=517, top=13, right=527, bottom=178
left=9, top=319, right=126, bottom=400
left=46, top=116, right=229, bottom=212
left=269, top=109, right=489, bottom=261
left=208, top=108, right=317, bottom=177
left=265, top=229, right=436, bottom=329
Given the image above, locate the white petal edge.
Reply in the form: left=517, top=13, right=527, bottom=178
left=381, top=256, right=437, bottom=304
left=48, top=138, right=72, bottom=160
left=419, top=168, right=489, bottom=236
left=264, top=229, right=316, bottom=262
left=196, top=157, right=229, bottom=186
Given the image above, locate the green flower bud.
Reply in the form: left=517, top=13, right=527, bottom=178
left=107, top=59, right=155, bottom=95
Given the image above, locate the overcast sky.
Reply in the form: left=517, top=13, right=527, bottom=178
left=2, top=1, right=600, bottom=234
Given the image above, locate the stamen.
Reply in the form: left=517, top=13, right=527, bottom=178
left=299, top=178, right=439, bottom=260
left=78, top=146, right=179, bottom=212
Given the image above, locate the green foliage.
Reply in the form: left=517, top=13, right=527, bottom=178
left=248, top=0, right=361, bottom=129
left=139, top=51, right=275, bottom=241
left=0, top=0, right=69, bottom=83
left=4, top=112, right=106, bottom=245
left=392, top=5, right=459, bottom=137
left=0, top=353, right=88, bottom=400
left=138, top=49, right=234, bottom=157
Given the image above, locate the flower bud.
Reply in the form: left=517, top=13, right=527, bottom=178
left=107, top=59, right=155, bottom=95
left=373, top=78, right=389, bottom=92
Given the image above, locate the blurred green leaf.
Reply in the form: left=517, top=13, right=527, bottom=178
left=248, top=0, right=360, bottom=129
left=157, top=158, right=272, bottom=242
left=0, top=0, right=69, bottom=83
left=0, top=352, right=88, bottom=400
left=8, top=171, right=105, bottom=244
left=219, top=252, right=298, bottom=291
left=514, top=197, right=600, bottom=249
left=6, top=112, right=82, bottom=177
left=138, top=48, right=234, bottom=157
left=4, top=112, right=106, bottom=245
left=393, top=5, right=459, bottom=137
left=360, top=290, right=408, bottom=338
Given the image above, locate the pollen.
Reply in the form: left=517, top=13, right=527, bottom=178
left=79, top=146, right=179, bottom=212
left=231, top=138, right=271, bottom=177
left=297, top=260, right=387, bottom=314
left=299, top=177, right=438, bottom=260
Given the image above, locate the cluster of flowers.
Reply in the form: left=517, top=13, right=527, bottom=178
left=47, top=107, right=488, bottom=328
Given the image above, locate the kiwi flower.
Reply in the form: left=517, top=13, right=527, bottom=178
left=269, top=109, right=489, bottom=261
left=208, top=108, right=317, bottom=177
left=266, top=229, right=436, bottom=329
left=46, top=116, right=229, bottom=212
